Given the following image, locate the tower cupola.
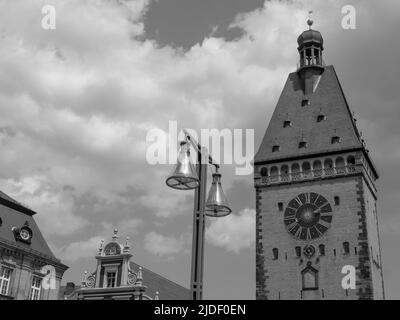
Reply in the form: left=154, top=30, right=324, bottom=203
left=296, top=14, right=325, bottom=95
left=297, top=15, right=324, bottom=69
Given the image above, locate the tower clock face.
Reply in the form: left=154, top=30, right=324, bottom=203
left=284, top=192, right=333, bottom=240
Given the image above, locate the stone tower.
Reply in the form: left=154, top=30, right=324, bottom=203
left=254, top=20, right=385, bottom=300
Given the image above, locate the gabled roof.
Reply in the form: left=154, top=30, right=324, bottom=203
left=255, top=65, right=365, bottom=164
left=129, top=261, right=190, bottom=300
left=0, top=190, right=62, bottom=264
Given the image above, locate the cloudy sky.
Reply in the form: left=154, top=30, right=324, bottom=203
left=0, top=0, right=399, bottom=299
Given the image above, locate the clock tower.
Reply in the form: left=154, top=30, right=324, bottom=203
left=254, top=19, right=385, bottom=300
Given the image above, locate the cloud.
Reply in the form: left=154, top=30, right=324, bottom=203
left=206, top=208, right=255, bottom=253
left=55, top=236, right=103, bottom=263
left=54, top=218, right=143, bottom=262
left=0, top=176, right=88, bottom=236
left=0, top=0, right=309, bottom=235
left=144, top=231, right=190, bottom=258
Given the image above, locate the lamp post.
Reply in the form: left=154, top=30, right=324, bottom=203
left=166, top=129, right=231, bottom=300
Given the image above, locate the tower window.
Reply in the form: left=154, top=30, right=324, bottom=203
left=283, top=120, right=292, bottom=128
left=295, top=246, right=301, bottom=258
left=272, top=248, right=279, bottom=260
left=272, top=145, right=280, bottom=153
left=260, top=167, right=268, bottom=177
left=302, top=266, right=318, bottom=290
left=298, top=141, right=307, bottom=149
left=331, top=136, right=341, bottom=144
left=317, top=114, right=326, bottom=122
left=278, top=202, right=283, bottom=211
left=343, top=242, right=350, bottom=255
left=301, top=99, right=310, bottom=107
left=318, top=244, right=325, bottom=256
left=334, top=196, right=340, bottom=206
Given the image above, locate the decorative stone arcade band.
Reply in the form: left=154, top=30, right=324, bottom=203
left=255, top=154, right=366, bottom=186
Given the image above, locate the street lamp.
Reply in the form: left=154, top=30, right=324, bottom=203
left=166, top=129, right=232, bottom=300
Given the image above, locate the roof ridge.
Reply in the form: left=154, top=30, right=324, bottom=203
left=0, top=190, right=36, bottom=215
left=129, top=261, right=189, bottom=290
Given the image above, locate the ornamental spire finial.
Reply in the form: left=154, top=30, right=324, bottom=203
left=307, top=10, right=314, bottom=29
left=112, top=228, right=118, bottom=242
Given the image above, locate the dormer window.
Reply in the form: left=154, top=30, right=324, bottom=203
left=331, top=136, right=341, bottom=144
left=301, top=99, right=310, bottom=107
left=317, top=114, right=326, bottom=122
left=299, top=141, right=307, bottom=149
left=106, top=271, right=116, bottom=288
left=272, top=145, right=280, bottom=153
left=12, top=224, right=33, bottom=244
left=283, top=120, right=292, bottom=128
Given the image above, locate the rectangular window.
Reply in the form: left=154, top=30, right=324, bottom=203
left=331, top=136, right=341, bottom=144
left=106, top=272, right=116, bottom=288
left=283, top=120, right=292, bottom=128
left=29, top=276, right=42, bottom=300
left=0, top=267, right=12, bottom=296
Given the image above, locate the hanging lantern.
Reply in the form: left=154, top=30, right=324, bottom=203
left=205, top=171, right=232, bottom=217
left=166, top=141, right=199, bottom=190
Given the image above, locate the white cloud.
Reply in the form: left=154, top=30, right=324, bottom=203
left=0, top=176, right=88, bottom=236
left=144, top=231, right=190, bottom=258
left=0, top=0, right=310, bottom=231
left=55, top=236, right=103, bottom=263
left=206, top=208, right=255, bottom=253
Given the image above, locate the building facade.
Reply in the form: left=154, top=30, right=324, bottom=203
left=0, top=191, right=68, bottom=300
left=254, top=21, right=385, bottom=300
left=73, top=229, right=190, bottom=300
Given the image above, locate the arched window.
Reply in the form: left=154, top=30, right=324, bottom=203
left=295, top=246, right=302, bottom=258
left=347, top=155, right=356, bottom=165
left=318, top=244, right=325, bottom=256
left=270, top=166, right=279, bottom=177
left=343, top=242, right=350, bottom=255
left=324, top=158, right=333, bottom=169
left=272, top=248, right=279, bottom=260
left=335, top=157, right=345, bottom=168
left=291, top=163, right=300, bottom=173
left=281, top=165, right=289, bottom=175
left=334, top=196, right=340, bottom=206
left=302, top=266, right=318, bottom=290
left=260, top=167, right=268, bottom=177
left=302, top=162, right=311, bottom=175
left=104, top=243, right=121, bottom=256
left=313, top=160, right=322, bottom=170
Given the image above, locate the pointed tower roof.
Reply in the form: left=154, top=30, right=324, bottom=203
left=255, top=65, right=366, bottom=162
left=255, top=20, right=378, bottom=177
